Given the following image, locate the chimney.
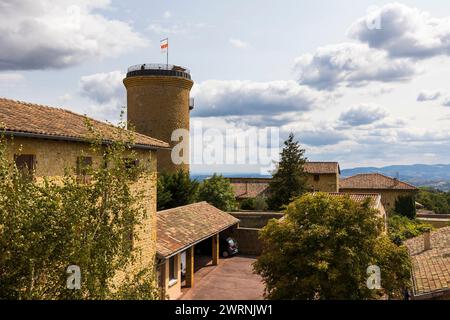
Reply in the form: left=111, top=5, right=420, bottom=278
left=424, top=230, right=431, bottom=251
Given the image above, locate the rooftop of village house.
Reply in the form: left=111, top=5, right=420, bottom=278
left=0, top=97, right=169, bottom=150
left=156, top=202, right=240, bottom=258
left=340, top=173, right=418, bottom=190
left=405, top=226, right=450, bottom=299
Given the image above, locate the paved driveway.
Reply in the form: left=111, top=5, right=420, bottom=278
left=179, top=255, right=265, bottom=300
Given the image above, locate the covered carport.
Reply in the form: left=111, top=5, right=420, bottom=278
left=156, top=202, right=239, bottom=300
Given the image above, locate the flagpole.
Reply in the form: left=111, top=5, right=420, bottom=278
left=166, top=38, right=169, bottom=69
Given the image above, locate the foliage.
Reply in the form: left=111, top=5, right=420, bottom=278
left=254, top=193, right=411, bottom=300
left=388, top=214, right=433, bottom=245
left=254, top=196, right=269, bottom=211
left=267, top=133, right=308, bottom=211
left=197, top=174, right=236, bottom=211
left=157, top=169, right=199, bottom=210
left=0, top=123, right=159, bottom=300
left=240, top=198, right=255, bottom=210
left=416, top=187, right=450, bottom=214
left=240, top=197, right=269, bottom=211
left=394, top=195, right=416, bottom=219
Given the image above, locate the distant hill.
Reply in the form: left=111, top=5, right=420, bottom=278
left=341, top=164, right=450, bottom=191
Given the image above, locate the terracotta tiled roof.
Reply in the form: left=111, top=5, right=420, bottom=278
left=228, top=178, right=271, bottom=199
left=314, top=192, right=382, bottom=209
left=304, top=162, right=340, bottom=174
left=156, top=202, right=239, bottom=258
left=340, top=173, right=417, bottom=190
left=0, top=97, right=169, bottom=149
left=405, top=227, right=450, bottom=299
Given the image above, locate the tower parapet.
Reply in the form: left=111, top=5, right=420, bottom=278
left=124, top=63, right=194, bottom=173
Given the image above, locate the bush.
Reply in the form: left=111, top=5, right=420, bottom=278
left=197, top=174, right=236, bottom=212
left=394, top=195, right=416, bottom=219
left=388, top=214, right=432, bottom=245
left=254, top=196, right=268, bottom=211
left=240, top=198, right=255, bottom=210
left=416, top=188, right=450, bottom=214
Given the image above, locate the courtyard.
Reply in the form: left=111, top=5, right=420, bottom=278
left=179, top=255, right=265, bottom=300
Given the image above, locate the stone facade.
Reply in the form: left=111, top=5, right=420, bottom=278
left=124, top=75, right=193, bottom=173
left=340, top=188, right=416, bottom=212
left=306, top=173, right=339, bottom=192
left=4, top=136, right=158, bottom=290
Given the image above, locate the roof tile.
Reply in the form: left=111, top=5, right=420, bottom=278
left=0, top=97, right=169, bottom=149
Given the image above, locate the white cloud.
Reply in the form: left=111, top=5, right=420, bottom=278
left=349, top=3, right=450, bottom=59
left=339, top=104, right=388, bottom=126
left=191, top=80, right=325, bottom=118
left=78, top=70, right=125, bottom=121
left=79, top=71, right=124, bottom=104
left=417, top=90, right=441, bottom=101
left=163, top=10, right=172, bottom=19
left=443, top=96, right=450, bottom=107
left=0, top=0, right=147, bottom=70
left=147, top=22, right=204, bottom=35
left=0, top=73, right=25, bottom=86
left=229, top=38, right=249, bottom=49
left=294, top=42, right=417, bottom=90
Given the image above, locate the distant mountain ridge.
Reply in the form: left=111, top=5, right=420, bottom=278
left=341, top=164, right=450, bottom=191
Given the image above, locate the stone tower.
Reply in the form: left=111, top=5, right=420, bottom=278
left=123, top=64, right=194, bottom=173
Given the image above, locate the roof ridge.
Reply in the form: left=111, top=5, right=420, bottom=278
left=157, top=201, right=209, bottom=214
left=0, top=97, right=169, bottom=148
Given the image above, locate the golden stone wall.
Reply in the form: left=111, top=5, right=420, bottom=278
left=306, top=173, right=339, bottom=192
left=124, top=76, right=193, bottom=173
left=340, top=188, right=417, bottom=212
left=4, top=136, right=158, bottom=290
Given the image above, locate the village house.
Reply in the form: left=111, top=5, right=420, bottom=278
left=0, top=97, right=169, bottom=287
left=405, top=227, right=450, bottom=300
left=156, top=202, right=239, bottom=300
left=339, top=173, right=418, bottom=212
left=229, top=161, right=341, bottom=205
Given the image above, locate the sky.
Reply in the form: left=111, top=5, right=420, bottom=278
left=1, top=0, right=450, bottom=174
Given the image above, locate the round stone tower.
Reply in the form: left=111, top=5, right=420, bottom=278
left=123, top=64, right=194, bottom=173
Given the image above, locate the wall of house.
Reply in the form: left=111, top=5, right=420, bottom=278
left=162, top=253, right=182, bottom=300
left=306, top=173, right=339, bottom=192
left=4, top=136, right=158, bottom=291
left=340, top=188, right=416, bottom=212
left=231, top=227, right=263, bottom=256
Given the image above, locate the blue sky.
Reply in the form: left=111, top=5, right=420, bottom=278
left=1, top=0, right=450, bottom=173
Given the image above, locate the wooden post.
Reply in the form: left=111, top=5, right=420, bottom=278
left=212, top=233, right=219, bottom=266
left=185, top=246, right=195, bottom=288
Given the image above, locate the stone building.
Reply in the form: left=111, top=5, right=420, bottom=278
left=156, top=202, right=239, bottom=300
left=304, top=162, right=340, bottom=192
left=0, top=97, right=169, bottom=288
left=123, top=64, right=194, bottom=173
left=229, top=161, right=341, bottom=205
left=339, top=173, right=418, bottom=212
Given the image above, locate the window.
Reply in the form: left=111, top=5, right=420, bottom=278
left=14, top=154, right=36, bottom=179
left=314, top=174, right=320, bottom=181
left=169, top=256, right=177, bottom=285
left=123, top=158, right=140, bottom=180
left=76, top=156, right=92, bottom=183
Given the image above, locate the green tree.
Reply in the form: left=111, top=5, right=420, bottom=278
left=394, top=195, right=416, bottom=219
left=388, top=214, right=433, bottom=245
left=197, top=174, right=236, bottom=211
left=157, top=169, right=199, bottom=210
left=267, top=133, right=308, bottom=211
left=416, top=188, right=450, bottom=214
left=0, top=124, right=159, bottom=300
left=254, top=193, right=411, bottom=300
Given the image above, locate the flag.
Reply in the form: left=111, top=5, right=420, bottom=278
left=160, top=38, right=168, bottom=53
